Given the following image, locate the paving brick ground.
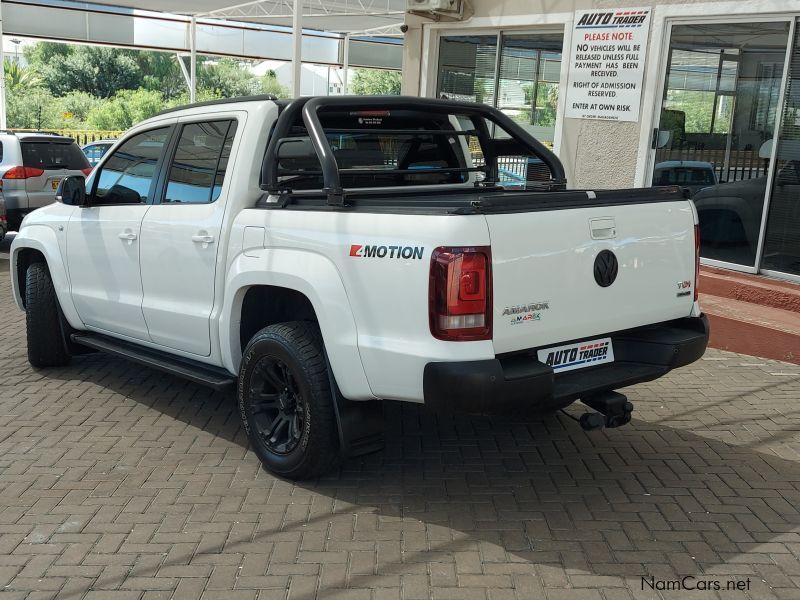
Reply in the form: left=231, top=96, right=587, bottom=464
left=2, top=250, right=800, bottom=599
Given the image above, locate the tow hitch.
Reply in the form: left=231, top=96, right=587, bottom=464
left=562, top=391, right=634, bottom=431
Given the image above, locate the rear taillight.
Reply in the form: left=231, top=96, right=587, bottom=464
left=429, top=246, right=492, bottom=341
left=694, top=223, right=700, bottom=302
left=81, top=168, right=93, bottom=177
left=3, top=166, right=45, bottom=179
left=0, top=214, right=6, bottom=222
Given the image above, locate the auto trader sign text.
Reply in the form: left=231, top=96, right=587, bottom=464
left=565, top=8, right=652, bottom=122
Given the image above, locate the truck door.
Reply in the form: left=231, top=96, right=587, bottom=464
left=139, top=118, right=239, bottom=357
left=66, top=126, right=172, bottom=340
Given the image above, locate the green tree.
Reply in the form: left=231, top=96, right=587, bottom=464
left=5, top=60, right=41, bottom=91
left=86, top=89, right=164, bottom=130
left=138, top=51, right=186, bottom=99
left=350, top=68, right=401, bottom=96
left=34, top=45, right=141, bottom=98
left=22, top=41, right=70, bottom=67
left=259, top=70, right=290, bottom=98
left=199, top=58, right=258, bottom=98
left=7, top=88, right=57, bottom=130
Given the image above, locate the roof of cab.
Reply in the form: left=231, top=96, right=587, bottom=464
left=152, top=94, right=280, bottom=118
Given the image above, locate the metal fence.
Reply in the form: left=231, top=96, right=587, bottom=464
left=654, top=147, right=769, bottom=183
left=12, top=129, right=124, bottom=146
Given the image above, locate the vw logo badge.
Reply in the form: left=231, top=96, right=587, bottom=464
left=594, top=250, right=619, bottom=288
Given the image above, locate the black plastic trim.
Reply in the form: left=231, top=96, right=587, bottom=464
left=261, top=95, right=567, bottom=203
left=71, top=333, right=237, bottom=391
left=423, top=315, right=710, bottom=414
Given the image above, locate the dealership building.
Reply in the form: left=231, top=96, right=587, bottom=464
left=402, top=0, right=800, bottom=285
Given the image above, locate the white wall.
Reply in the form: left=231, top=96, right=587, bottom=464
left=402, top=0, right=797, bottom=190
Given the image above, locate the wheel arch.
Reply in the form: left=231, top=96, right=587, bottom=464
left=11, top=227, right=83, bottom=329
left=219, top=249, right=375, bottom=401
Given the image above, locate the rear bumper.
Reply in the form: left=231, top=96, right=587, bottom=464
left=423, top=315, right=709, bottom=413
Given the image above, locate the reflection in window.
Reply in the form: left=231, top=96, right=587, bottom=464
left=762, top=27, right=800, bottom=277
left=95, top=128, right=169, bottom=204
left=652, top=22, right=790, bottom=268
left=164, top=120, right=237, bottom=204
left=437, top=35, right=498, bottom=106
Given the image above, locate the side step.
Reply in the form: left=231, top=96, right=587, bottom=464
left=71, top=333, right=237, bottom=391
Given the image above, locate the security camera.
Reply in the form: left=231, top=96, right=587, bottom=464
left=400, top=24, right=409, bottom=33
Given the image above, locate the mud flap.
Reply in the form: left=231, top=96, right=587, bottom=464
left=324, top=354, right=385, bottom=458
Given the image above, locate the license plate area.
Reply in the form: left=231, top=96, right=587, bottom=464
left=537, top=337, right=614, bottom=373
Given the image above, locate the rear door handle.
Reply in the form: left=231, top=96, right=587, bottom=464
left=192, top=233, right=215, bottom=245
left=118, top=230, right=137, bottom=242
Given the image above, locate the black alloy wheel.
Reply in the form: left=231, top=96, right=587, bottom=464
left=248, top=356, right=305, bottom=454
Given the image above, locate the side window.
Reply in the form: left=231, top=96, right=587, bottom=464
left=94, top=128, right=170, bottom=205
left=163, top=120, right=237, bottom=204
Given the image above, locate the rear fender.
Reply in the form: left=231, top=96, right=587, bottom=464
left=220, top=248, right=375, bottom=401
left=10, top=226, right=83, bottom=328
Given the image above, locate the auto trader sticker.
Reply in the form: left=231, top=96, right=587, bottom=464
left=537, top=338, right=615, bottom=373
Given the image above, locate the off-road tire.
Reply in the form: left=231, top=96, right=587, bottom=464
left=238, top=321, right=339, bottom=479
left=25, top=261, right=72, bottom=367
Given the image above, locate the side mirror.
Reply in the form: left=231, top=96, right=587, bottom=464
left=56, top=176, right=87, bottom=207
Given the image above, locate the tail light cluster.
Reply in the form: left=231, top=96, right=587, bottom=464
left=3, top=166, right=45, bottom=180
left=429, top=246, right=492, bottom=341
left=694, top=223, right=700, bottom=302
left=2, top=166, right=92, bottom=179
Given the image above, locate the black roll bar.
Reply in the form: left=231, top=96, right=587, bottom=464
left=262, top=95, right=568, bottom=206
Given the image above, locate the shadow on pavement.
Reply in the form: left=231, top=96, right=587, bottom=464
left=37, top=349, right=800, bottom=598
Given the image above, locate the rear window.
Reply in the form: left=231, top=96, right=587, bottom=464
left=22, top=140, right=90, bottom=170
left=276, top=112, right=469, bottom=190
left=654, top=167, right=715, bottom=186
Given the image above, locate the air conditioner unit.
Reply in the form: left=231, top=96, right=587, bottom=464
left=406, top=0, right=461, bottom=14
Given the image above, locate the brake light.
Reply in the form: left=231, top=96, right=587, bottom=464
left=429, top=246, right=492, bottom=341
left=81, top=167, right=93, bottom=177
left=3, top=166, right=45, bottom=179
left=694, top=223, right=700, bottom=302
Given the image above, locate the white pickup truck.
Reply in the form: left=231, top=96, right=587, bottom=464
left=11, top=95, right=708, bottom=479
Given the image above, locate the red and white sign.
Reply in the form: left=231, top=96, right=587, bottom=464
left=565, top=7, right=652, bottom=122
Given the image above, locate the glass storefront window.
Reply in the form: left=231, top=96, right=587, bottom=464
left=437, top=32, right=563, bottom=146
left=652, top=22, right=791, bottom=268
left=437, top=31, right=564, bottom=189
left=437, top=35, right=498, bottom=105
left=762, top=23, right=800, bottom=277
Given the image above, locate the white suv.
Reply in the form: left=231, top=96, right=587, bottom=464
left=0, top=132, right=91, bottom=232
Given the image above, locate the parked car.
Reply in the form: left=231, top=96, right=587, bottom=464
left=10, top=95, right=708, bottom=479
left=0, top=193, right=7, bottom=244
left=81, top=140, right=115, bottom=167
left=693, top=159, right=800, bottom=263
left=0, top=132, right=91, bottom=232
left=653, top=160, right=717, bottom=198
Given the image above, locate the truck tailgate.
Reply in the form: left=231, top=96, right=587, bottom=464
left=486, top=191, right=697, bottom=355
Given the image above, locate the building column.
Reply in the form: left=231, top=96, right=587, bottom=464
left=291, top=0, right=302, bottom=97
left=0, top=0, right=7, bottom=130
left=189, top=16, right=197, bottom=103
left=342, top=32, right=350, bottom=95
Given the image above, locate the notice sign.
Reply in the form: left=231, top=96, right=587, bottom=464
left=565, top=7, right=652, bottom=122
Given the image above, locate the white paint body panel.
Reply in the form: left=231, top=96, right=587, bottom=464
left=66, top=204, right=152, bottom=340
left=10, top=97, right=700, bottom=406
left=486, top=202, right=697, bottom=354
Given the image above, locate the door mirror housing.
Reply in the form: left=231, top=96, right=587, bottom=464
left=56, top=176, right=87, bottom=206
